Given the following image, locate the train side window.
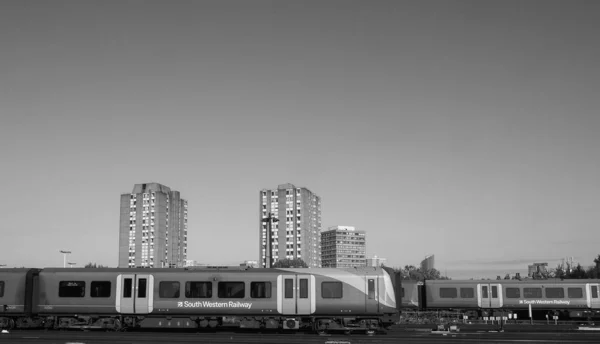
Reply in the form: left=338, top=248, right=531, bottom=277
left=523, top=288, right=542, bottom=298
left=186, top=282, right=212, bottom=298
left=592, top=286, right=598, bottom=299
left=59, top=281, right=85, bottom=298
left=401, top=287, right=405, bottom=298
left=299, top=279, right=308, bottom=299
left=218, top=282, right=245, bottom=298
left=439, top=288, right=457, bottom=298
left=123, top=278, right=133, bottom=298
left=481, top=286, right=488, bottom=298
left=368, top=279, right=375, bottom=300
left=491, top=286, right=498, bottom=298
left=568, top=288, right=583, bottom=299
left=90, top=281, right=111, bottom=298
left=545, top=288, right=564, bottom=298
left=138, top=279, right=147, bottom=298
left=506, top=288, right=520, bottom=298
left=250, top=282, right=271, bottom=299
left=460, top=288, right=474, bottom=298
left=0, top=281, right=4, bottom=298
left=284, top=279, right=293, bottom=299
left=322, top=282, right=343, bottom=299
left=159, top=281, right=181, bottom=298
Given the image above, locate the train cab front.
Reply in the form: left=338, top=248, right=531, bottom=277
left=381, top=266, right=402, bottom=327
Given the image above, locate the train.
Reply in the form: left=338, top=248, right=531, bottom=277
left=0, top=266, right=402, bottom=334
left=4, top=265, right=599, bottom=333
left=401, top=279, right=600, bottom=320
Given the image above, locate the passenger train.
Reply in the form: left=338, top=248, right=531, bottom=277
left=401, top=279, right=600, bottom=320
left=0, top=266, right=401, bottom=334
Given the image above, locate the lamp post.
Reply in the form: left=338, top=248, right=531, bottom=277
left=261, top=213, right=279, bottom=268
left=60, top=250, right=71, bottom=268
left=68, top=262, right=76, bottom=268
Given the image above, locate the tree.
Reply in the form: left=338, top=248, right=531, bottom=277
left=568, top=264, right=588, bottom=279
left=552, top=264, right=566, bottom=280
left=395, top=266, right=450, bottom=281
left=84, top=262, right=108, bottom=268
left=272, top=258, right=308, bottom=268
left=592, top=255, right=600, bottom=278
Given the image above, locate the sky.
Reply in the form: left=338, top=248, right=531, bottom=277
left=1, top=0, right=599, bottom=279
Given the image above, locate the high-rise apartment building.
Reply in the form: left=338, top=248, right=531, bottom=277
left=118, top=183, right=188, bottom=268
left=366, top=255, right=387, bottom=267
left=259, top=183, right=322, bottom=268
left=421, top=254, right=435, bottom=271
left=321, top=226, right=366, bottom=268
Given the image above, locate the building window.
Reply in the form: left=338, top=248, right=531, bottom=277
left=218, top=282, right=245, bottom=298
left=59, top=281, right=85, bottom=298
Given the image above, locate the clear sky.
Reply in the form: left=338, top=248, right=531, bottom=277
left=1, top=0, right=599, bottom=279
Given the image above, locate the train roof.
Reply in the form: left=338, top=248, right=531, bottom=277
left=0, top=268, right=39, bottom=273
left=36, top=266, right=388, bottom=274
left=425, top=278, right=600, bottom=284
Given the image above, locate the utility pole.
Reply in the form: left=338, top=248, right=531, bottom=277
left=261, top=213, right=279, bottom=268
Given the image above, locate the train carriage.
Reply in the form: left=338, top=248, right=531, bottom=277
left=401, top=278, right=600, bottom=320
left=0, top=268, right=40, bottom=328
left=423, top=280, right=480, bottom=309
left=1, top=266, right=401, bottom=333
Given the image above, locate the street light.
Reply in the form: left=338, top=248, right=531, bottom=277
left=60, top=250, right=71, bottom=268
left=68, top=262, right=76, bottom=268
left=261, top=213, right=279, bottom=269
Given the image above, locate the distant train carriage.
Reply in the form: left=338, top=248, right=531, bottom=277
left=0, top=268, right=40, bottom=329
left=423, top=280, right=480, bottom=310
left=400, top=278, right=600, bottom=320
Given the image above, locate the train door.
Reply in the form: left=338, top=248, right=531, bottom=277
left=478, top=283, right=502, bottom=309
left=365, top=277, right=379, bottom=313
left=277, top=274, right=315, bottom=315
left=116, top=274, right=154, bottom=314
left=586, top=283, right=600, bottom=309
left=296, top=275, right=312, bottom=315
